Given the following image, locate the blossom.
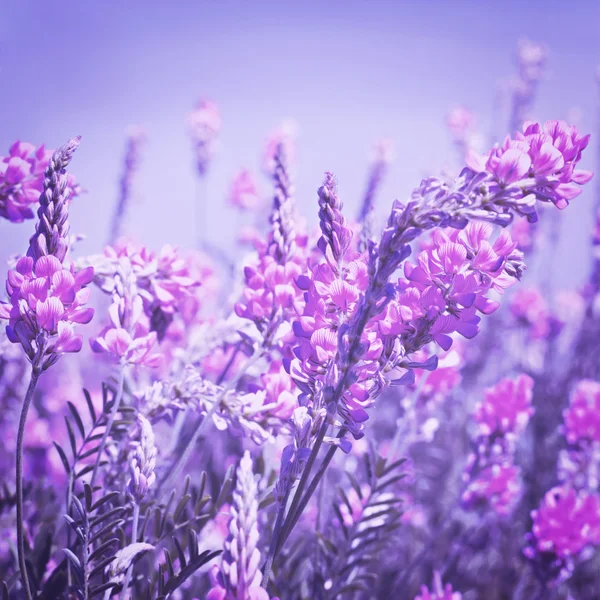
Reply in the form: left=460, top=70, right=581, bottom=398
left=187, top=99, right=221, bottom=176
left=446, top=106, right=476, bottom=142
left=109, top=125, right=146, bottom=243
left=0, top=138, right=94, bottom=369
left=263, top=119, right=297, bottom=176
left=127, top=414, right=157, bottom=502
left=462, top=463, right=522, bottom=517
left=563, top=380, right=600, bottom=445
left=229, top=169, right=262, bottom=211
left=467, top=120, right=592, bottom=209
left=510, top=286, right=554, bottom=338
left=207, top=452, right=272, bottom=600
left=90, top=260, right=161, bottom=367
left=473, top=374, right=535, bottom=439
left=0, top=141, right=80, bottom=224
left=415, top=572, right=462, bottom=600
left=528, top=486, right=600, bottom=560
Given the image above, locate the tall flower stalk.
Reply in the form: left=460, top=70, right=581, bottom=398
left=0, top=137, right=93, bottom=599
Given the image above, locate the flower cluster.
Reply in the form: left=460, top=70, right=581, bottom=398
left=467, top=120, right=592, bottom=210
left=558, top=380, right=600, bottom=491
left=90, top=259, right=160, bottom=367
left=525, top=486, right=600, bottom=581
left=0, top=139, right=93, bottom=370
left=415, top=572, right=462, bottom=600
left=235, top=144, right=307, bottom=345
left=187, top=99, right=221, bottom=176
left=0, top=141, right=80, bottom=224
left=229, top=169, right=262, bottom=211
left=127, top=414, right=157, bottom=502
left=208, top=452, right=276, bottom=600
left=462, top=374, right=534, bottom=516
left=510, top=286, right=556, bottom=339
left=85, top=242, right=197, bottom=342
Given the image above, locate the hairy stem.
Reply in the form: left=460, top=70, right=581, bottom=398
left=90, top=364, right=126, bottom=488
left=16, top=367, right=41, bottom=600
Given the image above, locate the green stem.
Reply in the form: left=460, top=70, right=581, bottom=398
left=16, top=367, right=41, bottom=600
left=90, top=365, right=126, bottom=488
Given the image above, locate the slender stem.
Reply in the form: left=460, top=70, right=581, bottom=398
left=157, top=348, right=263, bottom=499
left=16, top=367, right=41, bottom=600
left=261, top=485, right=291, bottom=588
left=90, top=365, right=126, bottom=488
left=119, top=503, right=140, bottom=600
left=277, top=439, right=339, bottom=554
left=216, top=343, right=240, bottom=386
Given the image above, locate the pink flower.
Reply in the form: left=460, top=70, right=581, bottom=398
left=473, top=374, right=535, bottom=438
left=0, top=141, right=81, bottom=223
left=187, top=99, right=221, bottom=176
left=563, top=380, right=600, bottom=445
left=415, top=572, right=462, bottom=600
left=462, top=463, right=522, bottom=517
left=0, top=255, right=93, bottom=368
left=229, top=169, right=262, bottom=211
left=530, top=486, right=600, bottom=559
left=467, top=120, right=592, bottom=209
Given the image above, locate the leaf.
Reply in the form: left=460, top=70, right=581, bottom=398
left=83, top=388, right=97, bottom=423
left=53, top=442, right=71, bottom=475
left=68, top=401, right=86, bottom=439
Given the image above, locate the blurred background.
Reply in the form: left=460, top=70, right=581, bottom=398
left=1, top=0, right=599, bottom=285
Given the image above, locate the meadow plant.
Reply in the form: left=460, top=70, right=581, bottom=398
left=1, top=39, right=600, bottom=600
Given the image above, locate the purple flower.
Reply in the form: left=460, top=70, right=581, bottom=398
left=473, top=374, right=535, bottom=439
left=467, top=120, right=593, bottom=210
left=462, top=462, right=522, bottom=517
left=415, top=572, right=462, bottom=600
left=187, top=99, right=221, bottom=176
left=0, top=256, right=94, bottom=368
left=527, top=486, right=600, bottom=561
left=127, top=414, right=157, bottom=502
left=208, top=452, right=273, bottom=600
left=90, top=261, right=161, bottom=367
left=563, top=380, right=600, bottom=445
left=0, top=141, right=81, bottom=224
left=229, top=169, right=262, bottom=211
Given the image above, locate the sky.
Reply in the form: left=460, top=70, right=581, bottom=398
left=1, top=0, right=599, bottom=288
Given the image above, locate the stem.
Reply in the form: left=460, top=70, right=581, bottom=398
left=119, top=503, right=140, bottom=600
left=91, top=365, right=126, bottom=488
left=157, top=348, right=263, bottom=499
left=16, top=367, right=41, bottom=600
left=276, top=439, right=339, bottom=554
left=261, top=485, right=291, bottom=588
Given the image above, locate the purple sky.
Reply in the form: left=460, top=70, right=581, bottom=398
left=1, top=0, right=599, bottom=287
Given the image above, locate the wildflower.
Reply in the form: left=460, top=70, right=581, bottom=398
left=208, top=452, right=271, bottom=600
left=90, top=260, right=160, bottom=367
left=0, top=139, right=93, bottom=370
left=0, top=141, right=80, bottom=224
left=229, top=169, right=262, bottom=211
left=467, top=120, right=592, bottom=210
left=188, top=99, right=221, bottom=176
left=415, top=571, right=462, bottom=600
left=525, top=486, right=600, bottom=581
left=358, top=139, right=394, bottom=223
left=128, top=414, right=157, bottom=502
left=109, top=125, right=146, bottom=243
left=473, top=374, right=535, bottom=439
